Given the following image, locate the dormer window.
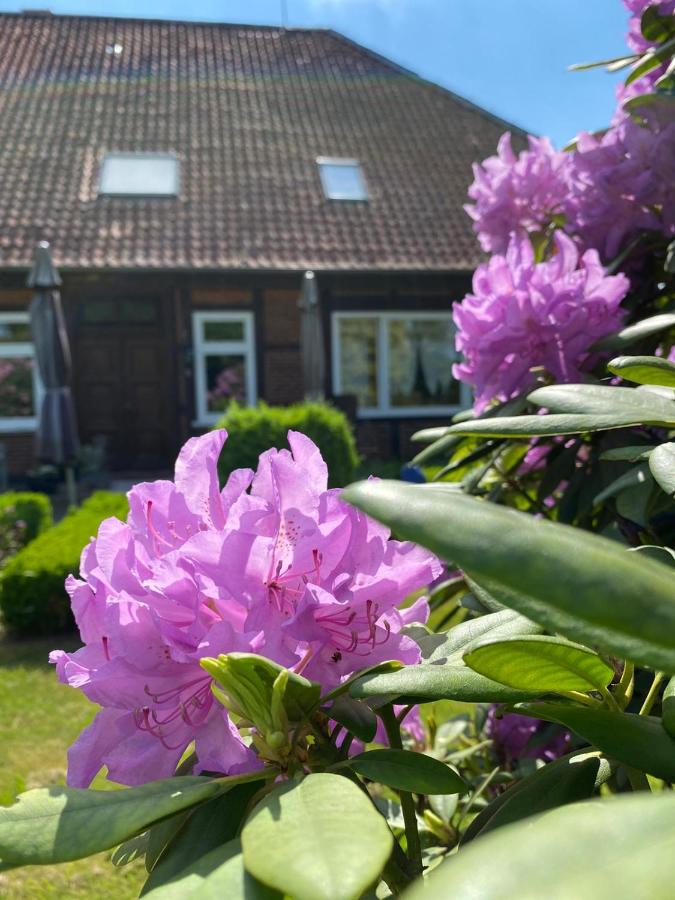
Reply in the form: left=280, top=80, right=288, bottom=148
left=99, top=153, right=179, bottom=197
left=317, top=157, right=368, bottom=201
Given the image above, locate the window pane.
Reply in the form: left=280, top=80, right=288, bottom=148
left=338, top=318, right=378, bottom=408
left=388, top=319, right=459, bottom=408
left=0, top=321, right=30, bottom=342
left=205, top=354, right=247, bottom=412
left=203, top=320, right=245, bottom=341
left=0, top=356, right=35, bottom=417
left=100, top=154, right=179, bottom=196
left=318, top=161, right=367, bottom=200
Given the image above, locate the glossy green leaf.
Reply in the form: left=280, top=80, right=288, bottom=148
left=608, top=355, right=675, bottom=388
left=342, top=481, right=675, bottom=673
left=630, top=545, right=675, bottom=568
left=350, top=609, right=542, bottom=703
left=592, top=312, right=675, bottom=351
left=328, top=695, right=378, bottom=743
left=405, top=793, right=675, bottom=900
left=641, top=6, right=675, bottom=42
left=519, top=703, right=675, bottom=782
left=0, top=775, right=256, bottom=867
left=464, top=635, right=614, bottom=693
left=649, top=442, right=675, bottom=497
left=528, top=383, right=675, bottom=423
left=446, top=412, right=647, bottom=438
left=111, top=832, right=150, bottom=868
left=241, top=774, right=392, bottom=900
left=346, top=749, right=467, bottom=795
left=143, top=839, right=278, bottom=899
left=462, top=751, right=608, bottom=844
left=663, top=676, right=675, bottom=741
left=141, top=783, right=261, bottom=893
left=593, top=463, right=652, bottom=505
left=599, top=445, right=656, bottom=462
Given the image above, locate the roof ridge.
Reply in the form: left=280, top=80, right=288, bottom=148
left=0, top=10, right=329, bottom=31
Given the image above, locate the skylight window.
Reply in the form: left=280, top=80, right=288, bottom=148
left=99, top=153, right=179, bottom=197
left=317, top=158, right=368, bottom=201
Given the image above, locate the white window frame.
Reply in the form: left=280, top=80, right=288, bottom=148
left=331, top=311, right=470, bottom=418
left=317, top=157, right=369, bottom=201
left=192, top=311, right=257, bottom=426
left=0, top=311, right=43, bottom=433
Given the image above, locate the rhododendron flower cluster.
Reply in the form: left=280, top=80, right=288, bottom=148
left=464, top=133, right=569, bottom=254
left=51, top=430, right=441, bottom=788
left=452, top=232, right=630, bottom=411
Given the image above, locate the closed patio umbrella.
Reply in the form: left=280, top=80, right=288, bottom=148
left=298, top=270, right=325, bottom=400
left=28, top=241, right=80, bottom=506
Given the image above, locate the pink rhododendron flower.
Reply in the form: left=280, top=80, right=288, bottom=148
left=464, top=133, right=569, bottom=254
left=452, top=231, right=629, bottom=411
left=51, top=430, right=441, bottom=787
left=486, top=708, right=571, bottom=765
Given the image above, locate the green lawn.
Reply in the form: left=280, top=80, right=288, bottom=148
left=0, top=634, right=146, bottom=899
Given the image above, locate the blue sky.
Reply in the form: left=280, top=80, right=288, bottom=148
left=1, top=1, right=630, bottom=146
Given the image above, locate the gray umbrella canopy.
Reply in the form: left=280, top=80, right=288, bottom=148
left=298, top=271, right=325, bottom=401
left=28, top=242, right=80, bottom=471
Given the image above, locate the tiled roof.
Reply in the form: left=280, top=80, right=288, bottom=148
left=0, top=12, right=524, bottom=272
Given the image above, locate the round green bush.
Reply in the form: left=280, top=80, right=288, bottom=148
left=215, top=401, right=360, bottom=488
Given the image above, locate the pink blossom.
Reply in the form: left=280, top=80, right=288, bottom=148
left=452, top=231, right=629, bottom=411
left=464, top=133, right=570, bottom=254
left=51, top=430, right=441, bottom=787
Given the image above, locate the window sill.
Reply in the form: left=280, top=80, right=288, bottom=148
left=355, top=406, right=464, bottom=420
left=0, top=420, right=38, bottom=433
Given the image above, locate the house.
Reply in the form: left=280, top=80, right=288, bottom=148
left=0, top=10, right=522, bottom=478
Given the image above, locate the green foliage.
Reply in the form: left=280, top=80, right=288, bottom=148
left=345, top=749, right=467, bottom=795
left=240, top=774, right=393, bottom=900
left=215, top=401, right=359, bottom=488
left=0, top=492, right=52, bottom=567
left=0, top=491, right=128, bottom=636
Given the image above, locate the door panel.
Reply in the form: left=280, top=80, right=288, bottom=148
left=73, top=296, right=176, bottom=470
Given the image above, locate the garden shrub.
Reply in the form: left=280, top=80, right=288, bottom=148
left=215, top=401, right=359, bottom=488
left=0, top=490, right=128, bottom=636
left=0, top=492, right=53, bottom=568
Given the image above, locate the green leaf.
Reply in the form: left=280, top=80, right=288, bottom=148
left=241, top=773, right=393, bottom=900
left=528, top=383, right=675, bottom=423
left=593, top=463, right=652, bottom=505
left=0, top=775, right=256, bottom=867
left=630, top=545, right=675, bottom=568
left=607, top=355, right=675, bottom=388
left=342, top=481, right=675, bottom=673
left=641, top=6, right=675, bottom=43
left=663, top=676, right=675, bottom=741
left=592, top=313, right=675, bottom=351
left=143, top=839, right=279, bottom=899
left=350, top=664, right=538, bottom=704
left=111, top=832, right=150, bottom=868
left=346, top=749, right=467, bottom=795
left=518, top=703, right=675, bottom=782
left=649, top=442, right=675, bottom=497
left=464, top=635, right=614, bottom=693
left=445, top=412, right=647, bottom=438
left=327, top=695, right=378, bottom=743
left=141, top=783, right=261, bottom=893
left=350, top=609, right=542, bottom=704
left=405, top=792, right=675, bottom=900
left=599, top=445, right=656, bottom=462
left=462, top=751, right=609, bottom=844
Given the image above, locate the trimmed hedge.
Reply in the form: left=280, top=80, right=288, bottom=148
left=0, top=492, right=53, bottom=568
left=0, top=491, right=128, bottom=637
left=215, top=401, right=360, bottom=488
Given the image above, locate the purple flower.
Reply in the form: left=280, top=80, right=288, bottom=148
left=51, top=430, right=441, bottom=787
left=566, top=118, right=675, bottom=259
left=487, top=708, right=571, bottom=764
left=452, top=231, right=629, bottom=411
left=465, top=133, right=570, bottom=254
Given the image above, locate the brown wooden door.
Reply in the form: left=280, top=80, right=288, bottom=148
left=73, top=295, right=177, bottom=471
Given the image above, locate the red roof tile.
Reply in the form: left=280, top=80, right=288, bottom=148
left=0, top=12, right=525, bottom=272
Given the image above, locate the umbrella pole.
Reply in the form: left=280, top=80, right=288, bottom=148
left=65, top=465, right=78, bottom=508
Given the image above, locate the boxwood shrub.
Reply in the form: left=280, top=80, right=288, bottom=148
left=215, top=401, right=360, bottom=488
left=0, top=492, right=53, bottom=568
left=0, top=491, right=128, bottom=637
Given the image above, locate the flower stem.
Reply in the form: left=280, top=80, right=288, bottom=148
left=639, top=672, right=666, bottom=716
left=380, top=704, right=423, bottom=878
